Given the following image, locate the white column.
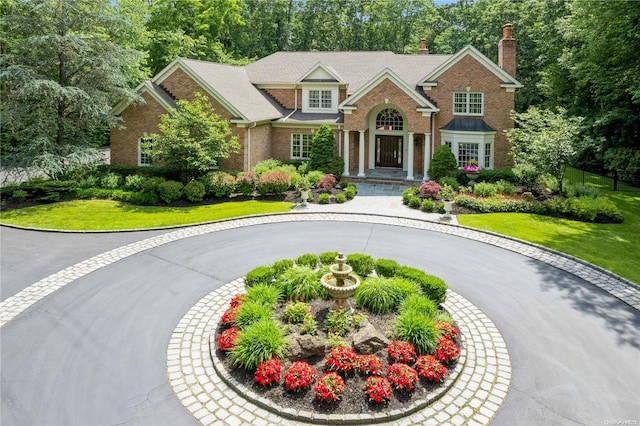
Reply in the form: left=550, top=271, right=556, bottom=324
left=406, top=132, right=414, bottom=180
left=423, top=133, right=431, bottom=181
left=342, top=130, right=350, bottom=176
left=358, top=130, right=365, bottom=177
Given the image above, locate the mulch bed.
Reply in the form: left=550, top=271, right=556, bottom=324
left=214, top=297, right=460, bottom=416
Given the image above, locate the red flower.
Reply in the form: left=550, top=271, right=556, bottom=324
left=365, top=376, right=392, bottom=403
left=217, top=327, right=240, bottom=351
left=314, top=372, right=345, bottom=403
left=415, top=355, right=447, bottom=382
left=254, top=358, right=282, bottom=386
left=435, top=321, right=458, bottom=340
left=388, top=341, right=416, bottom=364
left=387, top=363, right=418, bottom=392
left=283, top=361, right=317, bottom=392
left=324, top=346, right=358, bottom=373
left=357, top=354, right=384, bottom=376
left=436, top=336, right=460, bottom=363
left=230, top=293, right=246, bottom=308
left=221, top=306, right=238, bottom=326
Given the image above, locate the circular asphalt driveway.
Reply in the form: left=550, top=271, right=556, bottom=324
left=1, top=218, right=639, bottom=425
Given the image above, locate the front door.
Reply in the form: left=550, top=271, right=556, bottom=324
left=376, top=135, right=403, bottom=168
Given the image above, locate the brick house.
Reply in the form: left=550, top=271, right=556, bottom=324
left=111, top=24, right=522, bottom=180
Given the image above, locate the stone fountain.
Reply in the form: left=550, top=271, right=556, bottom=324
left=320, top=252, right=360, bottom=311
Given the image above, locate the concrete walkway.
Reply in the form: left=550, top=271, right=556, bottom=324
left=1, top=185, right=639, bottom=425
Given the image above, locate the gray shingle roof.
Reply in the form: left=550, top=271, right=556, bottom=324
left=441, top=118, right=496, bottom=132
left=180, top=59, right=283, bottom=122
left=245, top=51, right=452, bottom=93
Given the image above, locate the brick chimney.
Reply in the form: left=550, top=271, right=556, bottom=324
left=419, top=38, right=429, bottom=55
left=498, top=24, right=516, bottom=77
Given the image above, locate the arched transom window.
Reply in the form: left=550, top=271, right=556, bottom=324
left=376, top=108, right=403, bottom=131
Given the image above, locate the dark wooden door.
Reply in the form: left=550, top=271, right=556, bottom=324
left=376, top=136, right=403, bottom=167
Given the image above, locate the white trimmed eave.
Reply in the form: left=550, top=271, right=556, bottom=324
left=295, top=62, right=345, bottom=84
left=110, top=81, right=173, bottom=116
left=338, top=68, right=438, bottom=115
left=441, top=129, right=497, bottom=136
left=419, top=45, right=523, bottom=91
left=271, top=121, right=342, bottom=129
left=231, top=117, right=279, bottom=128
left=153, top=58, right=250, bottom=122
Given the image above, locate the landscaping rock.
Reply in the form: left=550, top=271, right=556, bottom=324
left=287, top=333, right=325, bottom=360
left=352, top=320, right=390, bottom=354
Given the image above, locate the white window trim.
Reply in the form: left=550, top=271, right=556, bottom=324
left=138, top=134, right=153, bottom=167
left=440, top=130, right=495, bottom=169
left=290, top=133, right=313, bottom=160
left=302, top=85, right=339, bottom=113
left=452, top=92, right=484, bottom=116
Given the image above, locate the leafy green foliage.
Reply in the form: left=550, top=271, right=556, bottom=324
left=319, top=252, right=339, bottom=265
left=408, top=196, right=421, bottom=209
left=420, top=199, right=435, bottom=212
left=544, top=196, right=624, bottom=223
left=234, top=301, right=273, bottom=329
left=100, top=173, right=124, bottom=190
left=296, top=253, right=318, bottom=269
left=256, top=171, right=291, bottom=195
left=323, top=309, right=352, bottom=336
left=318, top=193, right=331, bottom=204
left=374, top=258, right=399, bottom=278
left=399, top=294, right=437, bottom=319
left=455, top=194, right=546, bottom=214
left=428, top=146, right=458, bottom=181
left=204, top=172, right=236, bottom=197
left=300, top=314, right=318, bottom=335
left=309, top=124, right=343, bottom=177
left=393, top=311, right=439, bottom=355
left=277, top=265, right=323, bottom=302
left=231, top=318, right=287, bottom=370
left=245, top=266, right=276, bottom=287
left=402, top=187, right=420, bottom=205
left=183, top=180, right=206, bottom=202
left=148, top=92, right=240, bottom=182
left=235, top=173, right=256, bottom=196
left=346, top=254, right=374, bottom=277
left=157, top=180, right=184, bottom=203
left=473, top=182, right=498, bottom=197
left=355, top=277, right=399, bottom=314
left=245, top=284, right=281, bottom=308
left=124, top=174, right=147, bottom=191
left=395, top=266, right=448, bottom=306
left=272, top=259, right=294, bottom=276
left=335, top=193, right=346, bottom=204
left=282, top=302, right=311, bottom=324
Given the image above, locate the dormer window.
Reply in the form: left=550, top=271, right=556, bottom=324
left=302, top=86, right=338, bottom=113
left=453, top=92, right=483, bottom=116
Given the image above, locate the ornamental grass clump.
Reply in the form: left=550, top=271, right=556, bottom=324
left=296, top=253, right=319, bottom=268
left=314, top=372, right=345, bottom=404
left=254, top=357, right=282, bottom=387
left=393, top=310, right=440, bottom=355
left=365, top=376, right=392, bottom=403
left=357, top=354, right=384, bottom=376
left=399, top=294, right=437, bottom=319
left=393, top=277, right=423, bottom=302
left=231, top=318, right=287, bottom=370
left=277, top=265, right=323, bottom=302
left=319, top=251, right=339, bottom=265
left=387, top=363, right=418, bottom=392
left=355, top=277, right=399, bottom=314
left=387, top=341, right=416, bottom=364
left=234, top=300, right=273, bottom=329
left=324, top=346, right=358, bottom=373
left=245, top=265, right=275, bottom=287
left=282, top=301, right=311, bottom=324
left=415, top=355, right=447, bottom=383
left=245, top=284, right=281, bottom=307
left=272, top=259, right=294, bottom=275
left=284, top=361, right=318, bottom=392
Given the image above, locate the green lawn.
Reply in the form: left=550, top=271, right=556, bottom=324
left=458, top=188, right=640, bottom=285
left=0, top=199, right=295, bottom=231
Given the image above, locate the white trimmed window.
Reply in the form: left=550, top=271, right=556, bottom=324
left=458, top=142, right=479, bottom=166
left=440, top=130, right=495, bottom=169
left=484, top=143, right=492, bottom=169
left=453, top=92, right=483, bottom=116
left=308, top=90, right=332, bottom=109
left=291, top=134, right=313, bottom=159
left=302, top=86, right=338, bottom=113
left=138, top=135, right=153, bottom=166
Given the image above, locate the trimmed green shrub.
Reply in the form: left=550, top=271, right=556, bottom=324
left=326, top=333, right=348, bottom=349
left=396, top=266, right=448, bottom=305
left=245, top=284, right=281, bottom=307
left=100, top=172, right=123, bottom=189
left=305, top=170, right=325, bottom=187
left=234, top=301, right=273, bottom=329
left=272, top=259, right=294, bottom=276
left=231, top=318, right=288, bottom=370
left=183, top=180, right=206, bottom=202
left=437, top=176, right=460, bottom=191
left=283, top=302, right=311, bottom=324
left=477, top=168, right=516, bottom=184
left=393, top=278, right=423, bottom=301
left=346, top=253, right=374, bottom=276
left=408, top=196, right=421, bottom=209
left=204, top=172, right=236, bottom=198
left=495, top=179, right=515, bottom=195
left=245, top=265, right=276, bottom=287
left=375, top=258, right=399, bottom=277
left=309, top=124, right=344, bottom=177
left=393, top=310, right=439, bottom=355
left=544, top=196, right=624, bottom=222
left=253, top=159, right=282, bottom=176
left=421, top=199, right=435, bottom=212
left=235, top=172, right=256, bottom=196
left=112, top=190, right=135, bottom=202
left=157, top=180, right=183, bottom=203
left=319, top=251, right=339, bottom=265
left=300, top=314, right=318, bottom=335
left=11, top=189, right=28, bottom=201
left=355, top=277, right=398, bottom=314
left=323, top=308, right=352, bottom=336
left=399, top=294, right=437, bottom=318
left=318, top=193, right=331, bottom=204
left=564, top=184, right=599, bottom=199
left=344, top=186, right=356, bottom=200
left=257, top=171, right=291, bottom=195
left=339, top=180, right=349, bottom=189
left=127, top=191, right=159, bottom=206
left=428, top=145, right=458, bottom=181
left=78, top=175, right=99, bottom=189
left=513, top=163, right=540, bottom=191
left=402, top=187, right=420, bottom=205
left=434, top=310, right=454, bottom=325
left=277, top=265, right=323, bottom=301
left=335, top=193, right=346, bottom=203
left=124, top=174, right=147, bottom=191
left=455, top=194, right=547, bottom=214
left=141, top=177, right=166, bottom=194
left=296, top=253, right=318, bottom=268
left=473, top=182, right=498, bottom=197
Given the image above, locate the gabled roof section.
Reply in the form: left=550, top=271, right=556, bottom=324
left=154, top=58, right=283, bottom=123
left=419, top=45, right=523, bottom=88
left=111, top=81, right=176, bottom=115
left=338, top=68, right=439, bottom=112
left=296, top=63, right=344, bottom=83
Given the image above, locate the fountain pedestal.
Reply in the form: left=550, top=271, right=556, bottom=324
left=320, top=252, right=361, bottom=311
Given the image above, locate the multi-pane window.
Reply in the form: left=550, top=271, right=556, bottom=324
left=376, top=108, right=403, bottom=131
left=458, top=142, right=479, bottom=166
left=453, top=92, right=483, bottom=115
left=309, top=90, right=332, bottom=110
left=291, top=134, right=313, bottom=159
left=484, top=143, right=492, bottom=169
left=138, top=136, right=153, bottom=166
